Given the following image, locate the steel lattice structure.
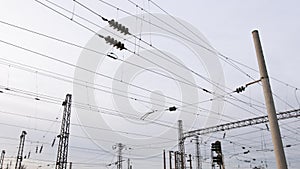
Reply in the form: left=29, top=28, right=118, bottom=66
left=0, top=150, right=5, bottom=169
left=15, top=131, right=26, bottom=169
left=55, top=94, right=72, bottom=169
left=184, top=109, right=300, bottom=139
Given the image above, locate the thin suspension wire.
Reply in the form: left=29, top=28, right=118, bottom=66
left=75, top=0, right=272, bottom=115
left=36, top=0, right=269, bottom=119
left=128, top=0, right=300, bottom=113
left=0, top=109, right=178, bottom=144
left=41, top=0, right=216, bottom=96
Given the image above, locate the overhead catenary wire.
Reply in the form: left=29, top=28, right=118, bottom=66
left=107, top=0, right=300, bottom=114
left=38, top=0, right=217, bottom=97
left=0, top=21, right=244, bottom=124
left=1, top=0, right=296, bottom=141
left=98, top=0, right=299, bottom=115
left=61, top=0, right=274, bottom=118
left=0, top=82, right=244, bottom=132
left=0, top=84, right=180, bottom=130
left=0, top=113, right=176, bottom=147
left=0, top=12, right=230, bottom=113
left=34, top=0, right=271, bottom=119
left=0, top=58, right=235, bottom=128
left=73, top=0, right=231, bottom=97
left=0, top=20, right=204, bottom=110
left=31, top=2, right=268, bottom=131
left=0, top=19, right=274, bottom=144
left=1, top=0, right=298, bottom=168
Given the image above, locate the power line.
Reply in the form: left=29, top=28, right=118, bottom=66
left=0, top=20, right=229, bottom=115
left=38, top=0, right=213, bottom=92
left=0, top=39, right=240, bottom=129
left=0, top=109, right=176, bottom=142
left=55, top=0, right=273, bottom=118
left=34, top=0, right=271, bottom=120
left=126, top=0, right=299, bottom=115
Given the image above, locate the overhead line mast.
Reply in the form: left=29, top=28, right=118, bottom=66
left=15, top=131, right=27, bottom=169
left=0, top=150, right=5, bottom=169
left=56, top=94, right=72, bottom=169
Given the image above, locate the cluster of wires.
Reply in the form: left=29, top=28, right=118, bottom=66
left=0, top=0, right=299, bottom=168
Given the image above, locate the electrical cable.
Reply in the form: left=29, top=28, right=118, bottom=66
left=35, top=0, right=271, bottom=121
left=55, top=0, right=274, bottom=119
left=0, top=19, right=234, bottom=115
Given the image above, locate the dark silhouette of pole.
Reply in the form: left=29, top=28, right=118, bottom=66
left=252, top=30, right=287, bottom=169
left=180, top=152, right=184, bottom=169
left=15, top=131, right=27, bottom=169
left=195, top=136, right=201, bottom=169
left=188, top=154, right=192, bottom=169
left=178, top=120, right=185, bottom=169
left=56, top=94, right=72, bottom=169
left=174, top=152, right=178, bottom=169
left=169, top=151, right=172, bottom=169
left=163, top=150, right=166, bottom=169
left=0, top=150, right=5, bottom=169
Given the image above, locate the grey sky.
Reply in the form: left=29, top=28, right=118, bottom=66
left=0, top=0, right=300, bottom=169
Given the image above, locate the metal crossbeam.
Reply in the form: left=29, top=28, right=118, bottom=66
left=184, top=109, right=300, bottom=139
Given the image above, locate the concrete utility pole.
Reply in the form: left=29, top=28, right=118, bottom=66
left=15, top=131, right=27, bottom=169
left=56, top=94, right=72, bottom=169
left=252, top=30, right=288, bottom=169
left=0, top=150, right=5, bottom=169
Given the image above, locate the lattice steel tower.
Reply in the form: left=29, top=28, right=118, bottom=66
left=15, top=131, right=27, bottom=169
left=178, top=120, right=186, bottom=169
left=56, top=94, right=72, bottom=169
left=0, top=150, right=5, bottom=169
left=113, top=143, right=126, bottom=169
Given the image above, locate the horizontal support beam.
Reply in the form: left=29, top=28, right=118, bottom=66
left=183, top=109, right=300, bottom=139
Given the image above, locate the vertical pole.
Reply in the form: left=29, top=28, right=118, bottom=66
left=174, top=152, right=178, bottom=169
left=56, top=94, right=72, bottom=169
left=169, top=151, right=172, bottom=169
left=252, top=30, right=288, bottom=169
left=127, top=158, right=130, bottom=169
left=163, top=150, right=166, bottom=169
left=189, top=154, right=192, bottom=169
left=117, top=143, right=123, bottom=169
left=0, top=150, right=5, bottom=169
left=195, top=136, right=201, bottom=169
left=178, top=120, right=185, bottom=169
left=211, top=143, right=214, bottom=169
left=15, top=131, right=26, bottom=169
left=180, top=152, right=184, bottom=169
left=69, top=162, right=72, bottom=169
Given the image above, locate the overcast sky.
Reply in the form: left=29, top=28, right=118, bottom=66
left=0, top=0, right=300, bottom=169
